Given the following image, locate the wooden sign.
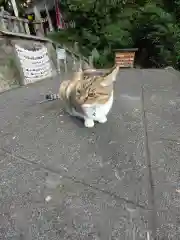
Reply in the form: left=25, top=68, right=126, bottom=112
left=115, top=48, right=138, bottom=68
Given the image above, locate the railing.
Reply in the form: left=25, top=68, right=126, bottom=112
left=0, top=7, right=92, bottom=77
left=0, top=10, right=48, bottom=36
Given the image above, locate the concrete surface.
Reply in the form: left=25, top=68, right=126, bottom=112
left=0, top=69, right=180, bottom=239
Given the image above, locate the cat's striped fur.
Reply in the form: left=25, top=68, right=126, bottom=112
left=45, top=65, right=119, bottom=127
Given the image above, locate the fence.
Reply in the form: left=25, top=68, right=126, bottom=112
left=0, top=6, right=93, bottom=86
left=0, top=7, right=48, bottom=36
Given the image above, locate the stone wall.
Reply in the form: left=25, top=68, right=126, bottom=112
left=0, top=37, right=90, bottom=93
left=0, top=38, right=20, bottom=93
left=0, top=38, right=58, bottom=92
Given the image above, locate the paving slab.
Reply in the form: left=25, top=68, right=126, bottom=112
left=0, top=70, right=150, bottom=209
left=143, top=86, right=180, bottom=239
left=0, top=68, right=180, bottom=239
left=0, top=149, right=150, bottom=240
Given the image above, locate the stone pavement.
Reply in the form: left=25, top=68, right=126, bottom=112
left=0, top=69, right=180, bottom=240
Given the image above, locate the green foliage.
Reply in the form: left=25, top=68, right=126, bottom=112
left=50, top=0, right=180, bottom=68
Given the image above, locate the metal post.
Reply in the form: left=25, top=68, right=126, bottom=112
left=89, top=55, right=94, bottom=68
left=64, top=52, right=67, bottom=73
left=73, top=54, right=76, bottom=71
left=79, top=58, right=82, bottom=70
left=56, top=46, right=60, bottom=74
left=24, top=21, right=30, bottom=34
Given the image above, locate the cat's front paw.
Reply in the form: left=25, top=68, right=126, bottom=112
left=97, top=116, right=107, bottom=124
left=84, top=119, right=94, bottom=128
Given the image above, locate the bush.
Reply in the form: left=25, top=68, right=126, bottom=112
left=50, top=0, right=180, bottom=69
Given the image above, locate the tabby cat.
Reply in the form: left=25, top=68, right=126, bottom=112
left=46, top=65, right=119, bottom=128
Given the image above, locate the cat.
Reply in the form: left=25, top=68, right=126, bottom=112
left=45, top=65, right=119, bottom=128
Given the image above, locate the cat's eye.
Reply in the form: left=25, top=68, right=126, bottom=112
left=89, top=92, right=95, bottom=97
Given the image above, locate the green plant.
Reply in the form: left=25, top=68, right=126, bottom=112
left=48, top=0, right=180, bottom=68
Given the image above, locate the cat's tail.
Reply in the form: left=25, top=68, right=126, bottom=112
left=45, top=81, right=70, bottom=101
left=59, top=80, right=70, bottom=101
left=45, top=93, right=60, bottom=101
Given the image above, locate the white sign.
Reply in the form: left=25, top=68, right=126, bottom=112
left=15, top=44, right=53, bottom=85
left=56, top=48, right=66, bottom=60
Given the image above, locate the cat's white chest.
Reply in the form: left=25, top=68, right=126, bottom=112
left=82, top=91, right=114, bottom=121
left=69, top=92, right=114, bottom=127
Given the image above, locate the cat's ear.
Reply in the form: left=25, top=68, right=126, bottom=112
left=100, top=65, right=119, bottom=87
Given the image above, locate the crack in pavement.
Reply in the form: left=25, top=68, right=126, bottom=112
left=0, top=146, right=150, bottom=211
left=141, top=84, right=157, bottom=240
